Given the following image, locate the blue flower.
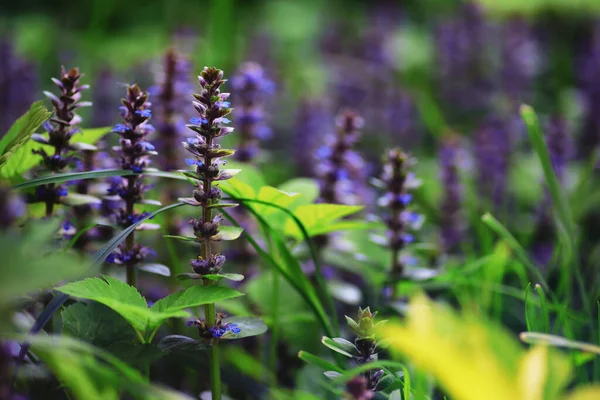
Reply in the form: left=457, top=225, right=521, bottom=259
left=106, top=253, right=116, bottom=264
left=210, top=326, right=227, bottom=338
left=316, top=146, right=332, bottom=159
left=131, top=164, right=144, bottom=173
left=397, top=193, right=412, bottom=205
left=141, top=141, right=155, bottom=151
left=136, top=109, right=152, bottom=118
left=57, top=187, right=68, bottom=197
left=113, top=124, right=127, bottom=133
left=186, top=320, right=196, bottom=327
left=185, top=158, right=203, bottom=167
left=190, top=117, right=208, bottom=125
left=402, top=234, right=415, bottom=244
left=336, top=169, right=350, bottom=181
left=187, top=137, right=200, bottom=145
left=216, top=101, right=230, bottom=109
left=226, top=323, right=241, bottom=334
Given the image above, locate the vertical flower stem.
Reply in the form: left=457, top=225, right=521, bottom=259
left=126, top=175, right=137, bottom=287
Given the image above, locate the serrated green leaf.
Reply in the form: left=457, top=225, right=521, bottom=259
left=151, top=285, right=244, bottom=314
left=62, top=302, right=137, bottom=346
left=284, top=204, right=363, bottom=240
left=0, top=125, right=111, bottom=182
left=56, top=276, right=189, bottom=335
left=221, top=316, right=268, bottom=340
left=0, top=101, right=51, bottom=170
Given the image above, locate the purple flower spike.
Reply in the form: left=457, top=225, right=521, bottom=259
left=232, top=62, right=274, bottom=163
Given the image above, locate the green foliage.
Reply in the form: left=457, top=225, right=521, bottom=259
left=0, top=219, right=90, bottom=309
left=25, top=334, right=194, bottom=400
left=221, top=316, right=268, bottom=340
left=62, top=302, right=138, bottom=346
left=0, top=126, right=110, bottom=182
left=0, top=101, right=51, bottom=172
left=283, top=203, right=367, bottom=240
left=57, top=277, right=243, bottom=339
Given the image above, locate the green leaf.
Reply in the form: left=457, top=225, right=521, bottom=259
left=139, top=263, right=171, bottom=277
left=221, top=316, right=268, bottom=339
left=0, top=125, right=111, bottom=182
left=0, top=101, right=51, bottom=169
left=158, top=335, right=208, bottom=354
left=151, top=285, right=243, bottom=314
left=56, top=276, right=189, bottom=335
left=61, top=193, right=102, bottom=206
left=164, top=235, right=197, bottom=242
left=201, top=273, right=245, bottom=282
left=61, top=302, right=137, bottom=346
left=212, top=225, right=243, bottom=241
left=0, top=219, right=90, bottom=308
left=519, top=332, right=600, bottom=355
left=250, top=186, right=300, bottom=216
left=219, top=177, right=255, bottom=199
left=298, top=350, right=343, bottom=373
left=277, top=178, right=320, bottom=207
left=208, top=202, right=239, bottom=209
left=284, top=204, right=364, bottom=240
left=321, top=336, right=357, bottom=358
left=22, top=334, right=194, bottom=400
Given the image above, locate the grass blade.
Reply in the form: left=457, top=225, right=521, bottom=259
left=12, top=169, right=137, bottom=190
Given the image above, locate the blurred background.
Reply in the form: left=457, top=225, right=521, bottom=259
left=4, top=0, right=600, bottom=266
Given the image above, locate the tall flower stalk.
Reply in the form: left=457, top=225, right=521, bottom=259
left=180, top=67, right=236, bottom=400
left=31, top=67, right=90, bottom=216
left=317, top=110, right=365, bottom=205
left=439, top=136, right=465, bottom=254
left=231, top=62, right=273, bottom=162
left=106, top=84, right=157, bottom=286
left=378, top=148, right=421, bottom=297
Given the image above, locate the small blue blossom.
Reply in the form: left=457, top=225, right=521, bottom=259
left=226, top=323, right=241, bottom=334
left=131, top=164, right=144, bottom=173
left=403, top=234, right=415, bottom=244
left=210, top=326, right=227, bottom=338
left=316, top=146, right=332, bottom=159
left=140, top=141, right=155, bottom=151
left=397, top=193, right=412, bottom=205
left=190, top=117, right=208, bottom=125
left=113, top=124, right=127, bottom=133
left=186, top=320, right=195, bottom=327
left=105, top=253, right=116, bottom=264
left=187, top=137, right=199, bottom=145
left=57, top=187, right=68, bottom=197
left=136, top=109, right=152, bottom=118
left=216, top=101, right=230, bottom=109
left=185, top=158, right=203, bottom=167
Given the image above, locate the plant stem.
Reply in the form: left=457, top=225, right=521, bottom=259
left=269, top=269, right=280, bottom=391
left=124, top=175, right=137, bottom=286
left=204, top=281, right=221, bottom=400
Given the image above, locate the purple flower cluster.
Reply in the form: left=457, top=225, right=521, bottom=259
left=151, top=49, right=193, bottom=171
left=106, top=85, right=157, bottom=267
left=181, top=67, right=236, bottom=276
left=317, top=110, right=365, bottom=205
left=474, top=116, right=511, bottom=212
left=230, top=62, right=274, bottom=162
left=31, top=67, right=90, bottom=215
left=0, top=38, right=38, bottom=135
left=439, top=136, right=465, bottom=253
left=378, top=148, right=421, bottom=281
left=434, top=3, right=493, bottom=117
